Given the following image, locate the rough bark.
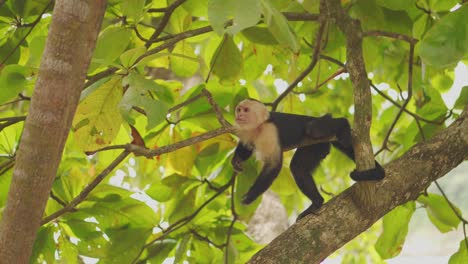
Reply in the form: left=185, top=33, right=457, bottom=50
left=0, top=1, right=106, bottom=263
left=248, top=109, right=468, bottom=264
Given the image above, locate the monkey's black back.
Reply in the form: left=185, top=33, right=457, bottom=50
left=268, top=112, right=328, bottom=149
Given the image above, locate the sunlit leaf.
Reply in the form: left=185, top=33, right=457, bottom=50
left=0, top=65, right=34, bottom=104
left=419, top=5, right=468, bottom=68
left=73, top=77, right=123, bottom=151
left=209, top=0, right=261, bottom=35
left=375, top=202, right=415, bottom=259
left=121, top=0, right=146, bottom=23
left=210, top=35, right=243, bottom=82
left=418, top=193, right=461, bottom=233
left=449, top=240, right=468, bottom=264
left=170, top=41, right=199, bottom=77
left=120, top=46, right=147, bottom=69
left=89, top=26, right=132, bottom=72
left=260, top=0, right=299, bottom=52
left=30, top=225, right=56, bottom=263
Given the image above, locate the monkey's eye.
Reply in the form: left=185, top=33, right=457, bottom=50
left=244, top=108, right=249, bottom=112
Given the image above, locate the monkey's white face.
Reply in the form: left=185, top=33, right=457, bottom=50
left=235, top=100, right=269, bottom=130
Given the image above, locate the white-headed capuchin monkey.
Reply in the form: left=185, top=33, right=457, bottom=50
left=232, top=98, right=385, bottom=220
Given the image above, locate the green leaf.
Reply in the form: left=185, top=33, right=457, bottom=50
left=73, top=77, right=123, bottom=151
left=454, top=86, right=468, bottom=109
left=0, top=65, right=34, bottom=104
left=242, top=26, right=279, bottom=45
left=449, top=240, right=468, bottom=264
left=89, top=26, right=132, bottom=72
left=30, top=225, right=56, bottom=263
left=170, top=41, right=200, bottom=77
left=174, top=233, right=191, bottom=264
left=419, top=5, right=468, bottom=68
left=208, top=0, right=261, bottom=35
left=146, top=239, right=178, bottom=263
left=120, top=46, right=147, bottom=69
left=121, top=0, right=146, bottom=23
left=146, top=182, right=173, bottom=202
left=418, top=193, right=462, bottom=233
left=227, top=0, right=262, bottom=35
left=210, top=35, right=243, bottom=82
left=120, top=73, right=170, bottom=129
left=375, top=202, right=415, bottom=259
left=104, top=228, right=151, bottom=264
left=260, top=0, right=299, bottom=52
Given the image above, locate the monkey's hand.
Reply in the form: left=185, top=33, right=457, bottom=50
left=231, top=157, right=244, bottom=173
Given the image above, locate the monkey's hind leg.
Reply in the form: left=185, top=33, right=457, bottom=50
left=291, top=143, right=330, bottom=221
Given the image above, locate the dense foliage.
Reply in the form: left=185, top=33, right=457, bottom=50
left=0, top=0, right=467, bottom=263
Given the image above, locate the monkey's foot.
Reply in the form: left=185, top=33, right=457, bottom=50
left=296, top=202, right=323, bottom=221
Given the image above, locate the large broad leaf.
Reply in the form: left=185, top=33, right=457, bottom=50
left=208, top=0, right=261, bottom=35
left=375, top=202, right=415, bottom=259
left=170, top=40, right=200, bottom=77
left=73, top=77, right=123, bottom=151
left=449, top=240, right=468, bottom=264
left=89, top=27, right=132, bottom=73
left=121, top=0, right=145, bottom=23
left=210, top=35, right=243, bottom=82
left=260, top=0, right=299, bottom=52
left=121, top=73, right=169, bottom=130
left=0, top=65, right=34, bottom=104
left=419, top=5, right=468, bottom=68
left=418, top=193, right=461, bottom=233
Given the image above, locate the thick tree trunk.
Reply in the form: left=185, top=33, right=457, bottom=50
left=0, top=1, right=106, bottom=263
left=248, top=109, right=468, bottom=264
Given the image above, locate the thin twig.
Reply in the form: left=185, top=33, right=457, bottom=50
left=135, top=178, right=234, bottom=263
left=201, top=88, right=231, bottom=127
left=434, top=181, right=468, bottom=251
left=376, top=43, right=415, bottom=155
left=272, top=16, right=327, bottom=110
left=145, top=0, right=187, bottom=48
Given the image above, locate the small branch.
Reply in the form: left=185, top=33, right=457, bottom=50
left=376, top=43, right=415, bottom=155
left=190, top=229, right=225, bottom=249
left=49, top=191, right=68, bottom=208
left=434, top=181, right=468, bottom=251
left=168, top=94, right=204, bottom=113
left=128, top=126, right=236, bottom=158
left=370, top=83, right=451, bottom=125
left=201, top=88, right=231, bottom=127
left=41, top=151, right=130, bottom=225
left=364, top=30, right=418, bottom=44
left=145, top=0, right=187, bottom=48
left=0, top=116, right=27, bottom=132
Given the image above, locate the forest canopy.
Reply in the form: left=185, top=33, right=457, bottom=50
left=0, top=0, right=467, bottom=263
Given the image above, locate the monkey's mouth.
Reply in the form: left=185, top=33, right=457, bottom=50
left=235, top=118, right=247, bottom=124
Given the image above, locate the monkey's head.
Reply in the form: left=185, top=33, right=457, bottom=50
left=234, top=99, right=269, bottom=130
